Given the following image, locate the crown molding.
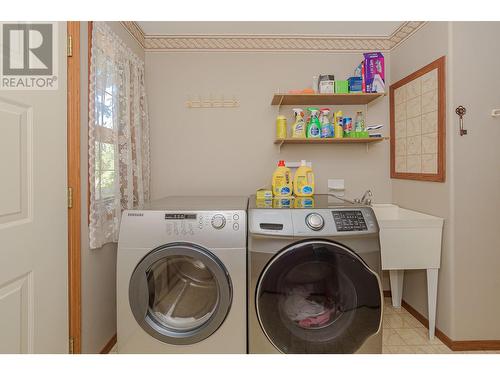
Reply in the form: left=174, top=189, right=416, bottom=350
left=120, top=21, right=145, bottom=48
left=387, top=21, right=427, bottom=48
left=121, top=21, right=426, bottom=52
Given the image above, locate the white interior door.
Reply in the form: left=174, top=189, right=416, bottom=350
left=0, top=22, right=68, bottom=353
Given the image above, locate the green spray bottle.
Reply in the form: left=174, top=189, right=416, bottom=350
left=306, top=107, right=321, bottom=138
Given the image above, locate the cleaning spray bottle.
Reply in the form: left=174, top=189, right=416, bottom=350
left=319, top=108, right=334, bottom=138
left=306, top=107, right=321, bottom=138
left=272, top=160, right=293, bottom=197
left=334, top=110, right=344, bottom=139
left=293, top=160, right=315, bottom=197
left=291, top=108, right=306, bottom=138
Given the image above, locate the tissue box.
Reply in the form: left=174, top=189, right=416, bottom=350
left=335, top=80, right=349, bottom=94
left=319, top=80, right=335, bottom=93
left=318, top=74, right=335, bottom=93
left=363, top=52, right=385, bottom=93
left=348, top=77, right=363, bottom=92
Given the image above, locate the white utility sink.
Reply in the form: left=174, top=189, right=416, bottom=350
left=372, top=204, right=444, bottom=339
left=373, top=203, right=444, bottom=229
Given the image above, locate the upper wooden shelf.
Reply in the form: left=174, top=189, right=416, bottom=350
left=271, top=93, right=385, bottom=106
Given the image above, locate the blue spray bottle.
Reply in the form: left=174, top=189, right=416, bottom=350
left=319, top=108, right=334, bottom=138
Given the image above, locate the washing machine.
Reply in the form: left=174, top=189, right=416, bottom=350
left=117, top=196, right=247, bottom=353
left=248, top=195, right=383, bottom=354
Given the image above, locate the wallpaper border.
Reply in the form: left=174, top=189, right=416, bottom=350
left=120, top=21, right=426, bottom=52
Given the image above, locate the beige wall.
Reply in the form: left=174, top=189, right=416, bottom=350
left=451, top=22, right=500, bottom=340
left=390, top=22, right=455, bottom=337
left=146, top=52, right=391, bottom=203
left=80, top=21, right=144, bottom=354
left=391, top=21, right=500, bottom=341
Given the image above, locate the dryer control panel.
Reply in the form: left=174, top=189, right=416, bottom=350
left=119, top=209, right=246, bottom=250
left=164, top=211, right=243, bottom=236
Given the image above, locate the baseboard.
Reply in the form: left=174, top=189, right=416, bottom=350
left=383, top=290, right=500, bottom=351
left=100, top=334, right=117, bottom=354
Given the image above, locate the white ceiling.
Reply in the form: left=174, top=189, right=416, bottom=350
left=137, top=21, right=404, bottom=37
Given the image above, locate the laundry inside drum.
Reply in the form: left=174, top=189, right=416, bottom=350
left=146, top=255, right=219, bottom=331
left=279, top=260, right=354, bottom=331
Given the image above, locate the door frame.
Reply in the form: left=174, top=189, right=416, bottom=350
left=67, top=21, right=82, bottom=354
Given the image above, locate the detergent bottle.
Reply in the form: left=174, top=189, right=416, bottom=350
left=272, top=160, right=293, bottom=197
left=319, top=108, right=334, bottom=138
left=291, top=108, right=306, bottom=138
left=293, top=160, right=315, bottom=197
left=334, top=110, right=344, bottom=139
left=306, top=107, right=321, bottom=138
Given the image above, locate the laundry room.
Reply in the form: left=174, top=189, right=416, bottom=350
left=80, top=19, right=500, bottom=357
left=1, top=1, right=500, bottom=372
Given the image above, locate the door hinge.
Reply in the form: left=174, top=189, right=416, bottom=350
left=67, top=35, right=73, bottom=57
left=69, top=337, right=74, bottom=354
left=68, top=187, right=73, bottom=209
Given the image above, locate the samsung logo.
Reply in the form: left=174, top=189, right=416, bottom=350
left=127, top=213, right=144, bottom=217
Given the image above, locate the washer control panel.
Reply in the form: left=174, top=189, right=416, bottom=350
left=332, top=210, right=368, bottom=232
left=291, top=207, right=378, bottom=236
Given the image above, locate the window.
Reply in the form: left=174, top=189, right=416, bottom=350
left=94, top=61, right=116, bottom=203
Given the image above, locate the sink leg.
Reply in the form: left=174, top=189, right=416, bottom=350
left=389, top=270, right=404, bottom=308
left=427, top=268, right=439, bottom=340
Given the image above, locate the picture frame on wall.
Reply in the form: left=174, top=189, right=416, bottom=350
left=390, top=56, right=446, bottom=182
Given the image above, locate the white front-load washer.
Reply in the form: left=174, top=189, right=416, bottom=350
left=117, top=196, right=247, bottom=353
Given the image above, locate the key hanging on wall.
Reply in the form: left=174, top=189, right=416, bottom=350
left=455, top=105, right=467, bottom=136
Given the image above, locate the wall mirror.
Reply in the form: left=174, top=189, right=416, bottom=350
left=390, top=56, right=446, bottom=182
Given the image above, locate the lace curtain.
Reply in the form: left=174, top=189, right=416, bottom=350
left=89, top=22, right=150, bottom=249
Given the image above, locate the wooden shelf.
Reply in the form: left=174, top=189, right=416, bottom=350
left=274, top=137, right=387, bottom=145
left=271, top=93, right=385, bottom=106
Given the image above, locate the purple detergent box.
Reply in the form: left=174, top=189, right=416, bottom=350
left=363, top=52, right=385, bottom=93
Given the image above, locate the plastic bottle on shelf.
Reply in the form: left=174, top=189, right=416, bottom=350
left=355, top=111, right=365, bottom=132
left=276, top=115, right=287, bottom=139
left=293, top=160, right=315, bottom=197
left=291, top=108, right=306, bottom=138
left=306, top=107, right=321, bottom=138
left=319, top=108, right=334, bottom=138
left=354, top=111, right=369, bottom=138
left=272, top=160, right=293, bottom=197
left=334, top=110, right=344, bottom=139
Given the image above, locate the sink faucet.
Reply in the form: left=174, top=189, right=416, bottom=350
left=355, top=190, right=373, bottom=205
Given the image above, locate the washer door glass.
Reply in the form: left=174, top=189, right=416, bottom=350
left=256, top=240, right=382, bottom=354
left=129, top=243, right=232, bottom=345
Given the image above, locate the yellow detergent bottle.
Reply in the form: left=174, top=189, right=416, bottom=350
left=272, top=160, right=293, bottom=197
left=293, top=160, right=315, bottom=197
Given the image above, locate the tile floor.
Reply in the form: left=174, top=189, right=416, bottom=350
left=109, top=298, right=500, bottom=354
left=382, top=297, right=500, bottom=354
